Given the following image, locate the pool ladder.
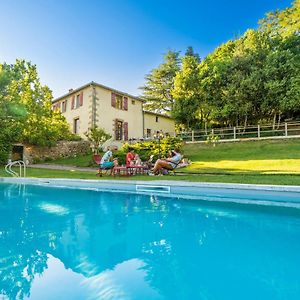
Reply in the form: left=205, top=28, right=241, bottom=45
left=5, top=160, right=26, bottom=177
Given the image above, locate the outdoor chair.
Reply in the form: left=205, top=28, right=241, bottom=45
left=93, top=154, right=114, bottom=177
left=161, top=157, right=189, bottom=175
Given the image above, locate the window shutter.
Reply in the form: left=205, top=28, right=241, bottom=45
left=80, top=91, right=84, bottom=106
left=124, top=122, right=128, bottom=141
left=71, top=96, right=75, bottom=110
left=123, top=97, right=128, bottom=111
left=113, top=119, right=118, bottom=140
left=111, top=92, right=116, bottom=107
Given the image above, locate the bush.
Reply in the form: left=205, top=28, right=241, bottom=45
left=113, top=150, right=126, bottom=165
left=122, top=137, right=183, bottom=162
left=0, top=143, right=11, bottom=165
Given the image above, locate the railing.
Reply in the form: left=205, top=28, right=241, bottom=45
left=178, top=121, right=300, bottom=143
left=5, top=160, right=26, bottom=177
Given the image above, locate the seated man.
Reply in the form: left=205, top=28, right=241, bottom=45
left=100, top=146, right=117, bottom=169
left=150, top=148, right=182, bottom=175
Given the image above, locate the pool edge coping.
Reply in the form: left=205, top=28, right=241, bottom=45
left=1, top=177, right=300, bottom=193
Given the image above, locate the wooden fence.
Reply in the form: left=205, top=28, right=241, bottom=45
left=178, top=122, right=300, bottom=143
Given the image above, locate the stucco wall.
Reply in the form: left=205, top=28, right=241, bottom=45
left=144, top=113, right=175, bottom=137
left=53, top=83, right=175, bottom=143
left=55, top=86, right=92, bottom=138
left=94, top=86, right=144, bottom=139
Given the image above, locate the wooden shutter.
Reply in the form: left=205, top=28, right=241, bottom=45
left=123, top=97, right=128, bottom=111
left=71, top=96, right=75, bottom=110
left=79, top=91, right=84, bottom=106
left=113, top=119, right=118, bottom=140
left=124, top=122, right=128, bottom=141
left=111, top=92, right=116, bottom=107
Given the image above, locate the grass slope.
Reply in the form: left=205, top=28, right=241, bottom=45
left=183, top=139, right=300, bottom=175
left=1, top=139, right=300, bottom=185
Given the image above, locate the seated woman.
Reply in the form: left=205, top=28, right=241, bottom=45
left=134, top=154, right=142, bottom=166
left=150, top=148, right=182, bottom=175
left=126, top=148, right=136, bottom=167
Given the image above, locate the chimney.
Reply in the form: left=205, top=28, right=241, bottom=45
left=69, top=88, right=73, bottom=93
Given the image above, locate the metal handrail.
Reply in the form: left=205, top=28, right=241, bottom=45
left=5, top=160, right=26, bottom=177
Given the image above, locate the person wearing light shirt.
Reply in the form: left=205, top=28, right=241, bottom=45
left=100, top=146, right=117, bottom=168
left=150, top=148, right=182, bottom=175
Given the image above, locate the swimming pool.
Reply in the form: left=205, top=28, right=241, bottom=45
left=0, top=180, right=300, bottom=299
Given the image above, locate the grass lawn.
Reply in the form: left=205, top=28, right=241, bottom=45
left=183, top=138, right=300, bottom=175
left=1, top=139, right=300, bottom=186
left=1, top=167, right=300, bottom=185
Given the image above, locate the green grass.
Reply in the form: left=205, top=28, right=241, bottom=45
left=46, top=153, right=95, bottom=167
left=0, top=168, right=300, bottom=185
left=182, top=139, right=300, bottom=175
left=1, top=167, right=300, bottom=185
left=2, top=139, right=300, bottom=185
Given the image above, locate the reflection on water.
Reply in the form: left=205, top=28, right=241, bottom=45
left=0, top=183, right=300, bottom=300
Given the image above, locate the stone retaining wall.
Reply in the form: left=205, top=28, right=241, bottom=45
left=23, top=141, right=91, bottom=164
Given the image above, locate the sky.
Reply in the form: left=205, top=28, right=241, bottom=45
left=0, top=0, right=293, bottom=98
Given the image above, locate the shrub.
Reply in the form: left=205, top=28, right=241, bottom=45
left=0, top=144, right=11, bottom=165
left=85, top=127, right=112, bottom=153
left=122, top=137, right=183, bottom=161
left=113, top=150, right=126, bottom=165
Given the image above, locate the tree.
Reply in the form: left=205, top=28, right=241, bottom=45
left=185, top=46, right=201, bottom=63
left=0, top=60, right=75, bottom=164
left=172, top=55, right=202, bottom=128
left=0, top=64, right=27, bottom=163
left=85, top=127, right=112, bottom=153
left=141, top=50, right=181, bottom=114
left=259, top=0, right=300, bottom=38
left=262, top=34, right=300, bottom=124
left=4, top=60, right=73, bottom=146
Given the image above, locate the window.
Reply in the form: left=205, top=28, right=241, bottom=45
left=75, top=94, right=80, bottom=108
left=132, top=100, right=135, bottom=105
left=156, top=116, right=159, bottom=122
left=112, top=93, right=128, bottom=110
left=73, top=118, right=80, bottom=134
left=116, top=94, right=123, bottom=110
left=146, top=129, right=151, bottom=138
left=61, top=100, right=67, bottom=113
left=115, top=120, right=123, bottom=140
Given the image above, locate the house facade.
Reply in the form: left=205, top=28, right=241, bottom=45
left=52, top=81, right=175, bottom=144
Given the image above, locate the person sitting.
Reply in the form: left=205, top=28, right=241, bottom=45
left=134, top=154, right=142, bottom=166
left=100, top=146, right=118, bottom=169
left=150, top=148, right=182, bottom=175
left=126, top=148, right=136, bottom=167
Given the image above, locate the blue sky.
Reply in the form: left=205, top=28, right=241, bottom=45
left=0, top=0, right=292, bottom=98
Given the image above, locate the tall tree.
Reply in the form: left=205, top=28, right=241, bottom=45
left=0, top=60, right=74, bottom=163
left=141, top=50, right=181, bottom=114
left=259, top=0, right=300, bottom=38
left=185, top=46, right=201, bottom=63
left=0, top=64, right=27, bottom=163
left=172, top=55, right=202, bottom=128
left=5, top=60, right=73, bottom=146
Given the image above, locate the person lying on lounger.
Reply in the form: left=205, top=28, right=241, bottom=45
left=150, top=148, right=182, bottom=175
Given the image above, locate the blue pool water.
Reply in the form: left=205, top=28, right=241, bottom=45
left=0, top=183, right=300, bottom=300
